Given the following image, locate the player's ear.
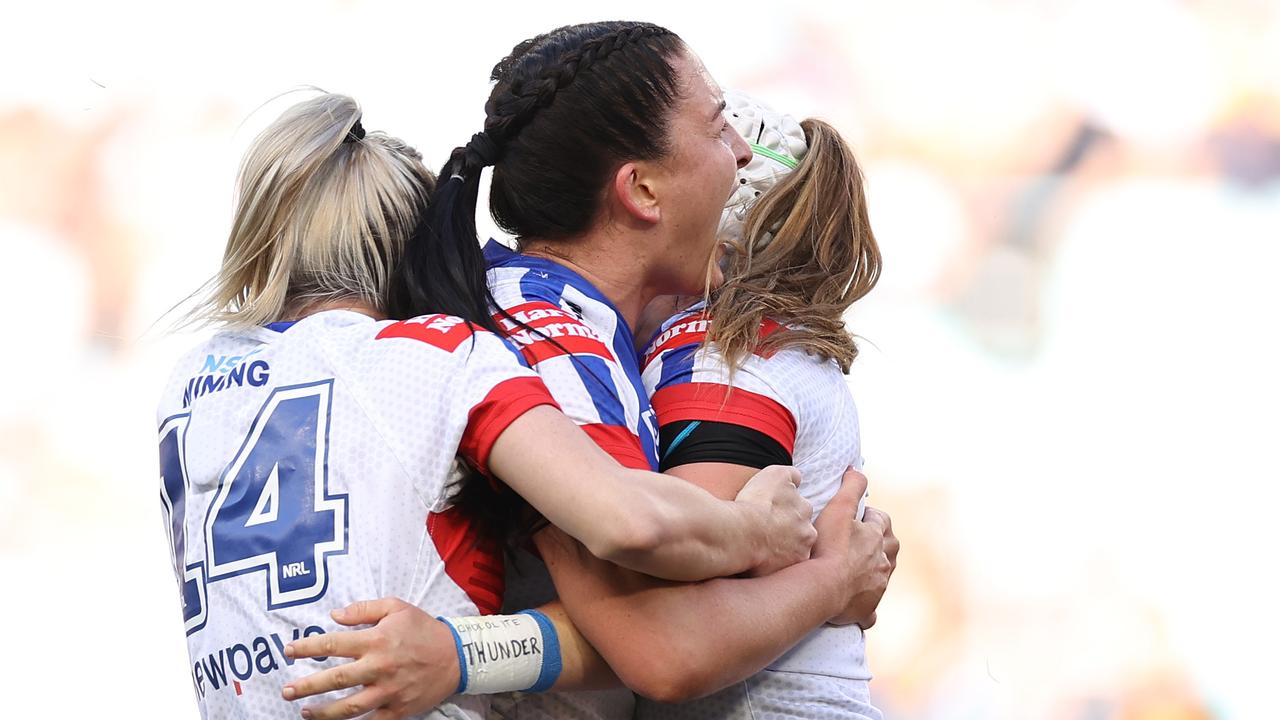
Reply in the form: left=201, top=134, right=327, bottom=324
left=610, top=161, right=661, bottom=225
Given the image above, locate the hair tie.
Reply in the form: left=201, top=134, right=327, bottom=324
left=465, top=132, right=501, bottom=166
left=345, top=119, right=366, bottom=143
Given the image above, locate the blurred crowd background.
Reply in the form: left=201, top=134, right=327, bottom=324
left=3, top=0, right=1276, bottom=717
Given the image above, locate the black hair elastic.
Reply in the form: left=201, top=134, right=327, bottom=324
left=345, top=119, right=366, bottom=143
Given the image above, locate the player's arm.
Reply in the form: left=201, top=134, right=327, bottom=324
left=281, top=598, right=617, bottom=719
left=382, top=319, right=812, bottom=582
left=454, top=323, right=813, bottom=583
left=532, top=474, right=894, bottom=703
left=528, top=381, right=889, bottom=700
left=485, top=405, right=813, bottom=582
left=281, top=475, right=890, bottom=718
left=469, top=335, right=893, bottom=699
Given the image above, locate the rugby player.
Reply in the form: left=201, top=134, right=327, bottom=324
left=637, top=90, right=886, bottom=719
left=283, top=22, right=897, bottom=720
left=158, top=91, right=829, bottom=720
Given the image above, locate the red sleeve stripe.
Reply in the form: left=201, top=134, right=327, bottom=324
left=650, top=382, right=797, bottom=455
left=580, top=423, right=653, bottom=470
left=459, top=376, right=560, bottom=474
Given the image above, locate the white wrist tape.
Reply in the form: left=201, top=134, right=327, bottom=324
left=437, top=610, right=562, bottom=695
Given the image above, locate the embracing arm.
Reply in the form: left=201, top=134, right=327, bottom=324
left=280, top=598, right=619, bottom=720
left=536, top=469, right=891, bottom=702
left=281, top=473, right=894, bottom=716
left=539, top=533, right=836, bottom=702
left=487, top=405, right=813, bottom=582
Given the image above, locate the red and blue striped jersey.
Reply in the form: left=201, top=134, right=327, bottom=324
left=485, top=241, right=659, bottom=472
left=484, top=241, right=656, bottom=720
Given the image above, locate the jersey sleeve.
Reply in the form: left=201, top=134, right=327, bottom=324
left=642, top=313, right=798, bottom=463
left=455, top=332, right=562, bottom=475
left=658, top=419, right=792, bottom=471
left=496, top=300, right=652, bottom=470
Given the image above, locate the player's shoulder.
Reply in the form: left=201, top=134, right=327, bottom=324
left=642, top=309, right=709, bottom=368
left=741, top=332, right=846, bottom=395
left=371, top=313, right=526, bottom=365
left=749, top=344, right=851, bottom=429
left=156, top=327, right=272, bottom=425
left=642, top=309, right=789, bottom=369
left=375, top=313, right=484, bottom=352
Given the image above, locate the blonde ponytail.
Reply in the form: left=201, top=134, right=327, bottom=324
left=188, top=93, right=434, bottom=328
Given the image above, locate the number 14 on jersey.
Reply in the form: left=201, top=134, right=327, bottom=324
left=159, top=380, right=350, bottom=635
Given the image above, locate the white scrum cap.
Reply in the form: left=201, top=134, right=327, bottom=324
left=719, top=90, right=808, bottom=250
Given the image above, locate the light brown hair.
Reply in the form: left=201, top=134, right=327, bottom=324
left=705, top=118, right=881, bottom=373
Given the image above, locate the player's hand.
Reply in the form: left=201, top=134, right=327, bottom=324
left=837, top=507, right=898, bottom=629
left=281, top=597, right=459, bottom=720
left=810, top=468, right=898, bottom=627
left=735, top=465, right=816, bottom=576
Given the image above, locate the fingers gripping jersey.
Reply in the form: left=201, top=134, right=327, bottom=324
left=641, top=306, right=873, bottom=689
left=156, top=311, right=555, bottom=720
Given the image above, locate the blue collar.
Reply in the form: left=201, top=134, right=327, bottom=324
left=483, top=240, right=626, bottom=320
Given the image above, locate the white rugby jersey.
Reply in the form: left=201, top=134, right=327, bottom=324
left=640, top=305, right=872, bottom=686
left=484, top=241, right=656, bottom=720
left=156, top=310, right=556, bottom=720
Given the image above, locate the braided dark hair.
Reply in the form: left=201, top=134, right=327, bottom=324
left=485, top=22, right=684, bottom=241
left=388, top=21, right=686, bottom=551
left=388, top=22, right=682, bottom=319
left=485, top=24, right=674, bottom=139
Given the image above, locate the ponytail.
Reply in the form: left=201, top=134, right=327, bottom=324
left=185, top=92, right=433, bottom=330
left=386, top=134, right=532, bottom=553
left=708, top=118, right=882, bottom=374
left=386, top=135, right=503, bottom=334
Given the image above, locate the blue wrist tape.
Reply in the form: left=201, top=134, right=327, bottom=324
left=518, top=609, right=563, bottom=692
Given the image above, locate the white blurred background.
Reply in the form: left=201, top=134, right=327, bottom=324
left=3, top=0, right=1277, bottom=716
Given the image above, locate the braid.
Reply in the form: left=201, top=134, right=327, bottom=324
left=485, top=24, right=673, bottom=144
